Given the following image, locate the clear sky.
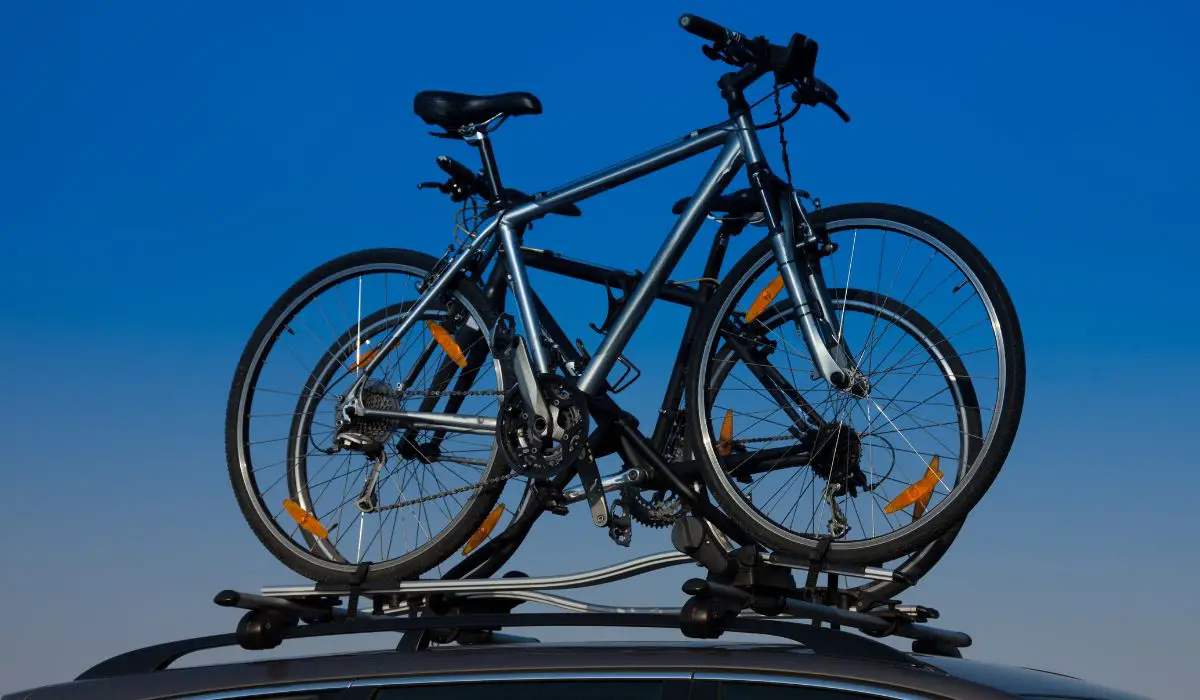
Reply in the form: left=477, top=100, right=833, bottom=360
left=2, top=1, right=1198, bottom=698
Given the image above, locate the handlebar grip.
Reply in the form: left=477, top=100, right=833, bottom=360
left=679, top=14, right=730, bottom=43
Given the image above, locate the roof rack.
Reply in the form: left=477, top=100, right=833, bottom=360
left=77, top=516, right=972, bottom=683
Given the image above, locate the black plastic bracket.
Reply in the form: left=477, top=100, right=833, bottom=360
left=345, top=561, right=373, bottom=619
left=804, top=535, right=834, bottom=591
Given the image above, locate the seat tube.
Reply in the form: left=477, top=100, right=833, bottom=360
left=466, top=130, right=505, bottom=201
left=500, top=221, right=552, bottom=375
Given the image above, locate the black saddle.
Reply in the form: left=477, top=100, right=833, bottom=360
left=671, top=188, right=762, bottom=217
left=414, top=91, right=542, bottom=130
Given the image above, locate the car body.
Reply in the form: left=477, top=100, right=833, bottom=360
left=2, top=637, right=1155, bottom=700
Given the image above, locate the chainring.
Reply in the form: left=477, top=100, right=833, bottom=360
left=622, top=423, right=691, bottom=528
left=497, top=374, right=589, bottom=480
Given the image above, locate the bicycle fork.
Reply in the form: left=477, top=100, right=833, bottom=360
left=737, top=114, right=866, bottom=395
left=772, top=191, right=868, bottom=394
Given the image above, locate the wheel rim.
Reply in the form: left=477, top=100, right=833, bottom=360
left=232, top=260, right=506, bottom=576
left=695, top=214, right=1008, bottom=556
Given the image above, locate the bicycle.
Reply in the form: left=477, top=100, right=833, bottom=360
left=225, top=15, right=1025, bottom=586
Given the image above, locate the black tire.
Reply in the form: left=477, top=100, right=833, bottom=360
left=687, top=202, right=1025, bottom=565
left=706, top=287, right=983, bottom=604
left=225, top=248, right=507, bottom=584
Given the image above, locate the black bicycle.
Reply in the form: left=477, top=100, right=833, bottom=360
left=225, top=15, right=1025, bottom=586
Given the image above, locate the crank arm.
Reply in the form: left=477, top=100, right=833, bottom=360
left=574, top=450, right=610, bottom=528
left=561, top=468, right=645, bottom=504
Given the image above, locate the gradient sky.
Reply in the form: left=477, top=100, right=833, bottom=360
left=2, top=1, right=1198, bottom=699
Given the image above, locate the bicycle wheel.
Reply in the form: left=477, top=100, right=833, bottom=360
left=687, top=202, right=1024, bottom=565
left=704, top=287, right=981, bottom=605
left=225, top=248, right=510, bottom=583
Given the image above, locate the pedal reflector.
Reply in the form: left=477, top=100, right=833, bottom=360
left=883, top=455, right=942, bottom=515
left=745, top=275, right=785, bottom=323
left=463, top=503, right=506, bottom=554
left=283, top=498, right=330, bottom=539
left=426, top=320, right=468, bottom=369
left=717, top=409, right=734, bottom=456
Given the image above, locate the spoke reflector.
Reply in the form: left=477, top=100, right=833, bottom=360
left=427, top=320, right=468, bottom=369
left=462, top=503, right=506, bottom=554
left=349, top=345, right=379, bottom=371
left=884, top=455, right=942, bottom=515
left=283, top=498, right=330, bottom=539
left=717, top=409, right=734, bottom=456
left=745, top=275, right=785, bottom=323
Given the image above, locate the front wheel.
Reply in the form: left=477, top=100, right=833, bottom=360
left=686, top=202, right=1025, bottom=565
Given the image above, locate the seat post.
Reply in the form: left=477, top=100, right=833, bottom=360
left=466, top=130, right=505, bottom=203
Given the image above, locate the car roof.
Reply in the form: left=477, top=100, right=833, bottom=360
left=8, top=641, right=1028, bottom=700
left=914, top=654, right=1156, bottom=700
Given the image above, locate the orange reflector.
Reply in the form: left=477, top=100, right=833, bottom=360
left=745, top=275, right=785, bottom=323
left=883, top=456, right=942, bottom=515
left=462, top=504, right=506, bottom=554
left=716, top=409, right=734, bottom=456
left=349, top=345, right=379, bottom=371
left=426, top=320, right=468, bottom=369
left=283, top=498, right=330, bottom=539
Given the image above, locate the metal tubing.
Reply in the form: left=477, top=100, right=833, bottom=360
left=261, top=551, right=692, bottom=598
left=578, top=133, right=745, bottom=395
left=781, top=597, right=971, bottom=647
left=348, top=221, right=499, bottom=394
left=520, top=247, right=701, bottom=308
left=359, top=408, right=496, bottom=435
left=561, top=469, right=644, bottom=504
left=503, top=126, right=733, bottom=223
left=762, top=553, right=898, bottom=583
left=500, top=222, right=552, bottom=375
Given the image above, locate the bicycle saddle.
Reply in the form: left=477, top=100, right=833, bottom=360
left=671, top=188, right=761, bottom=217
left=414, top=91, right=542, bottom=129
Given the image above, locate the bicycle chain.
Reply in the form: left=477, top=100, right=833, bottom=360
left=345, top=387, right=509, bottom=513
left=371, top=471, right=519, bottom=513
left=396, top=388, right=504, bottom=397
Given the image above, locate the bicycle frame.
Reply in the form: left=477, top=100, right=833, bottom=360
left=346, top=122, right=740, bottom=403
left=345, top=110, right=856, bottom=423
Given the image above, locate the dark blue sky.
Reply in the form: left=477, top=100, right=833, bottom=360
left=2, top=2, right=1198, bottom=699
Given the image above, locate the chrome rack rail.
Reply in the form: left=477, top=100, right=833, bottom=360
left=209, top=516, right=965, bottom=661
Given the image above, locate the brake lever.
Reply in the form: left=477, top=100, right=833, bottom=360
left=827, top=101, right=851, bottom=123
left=792, top=78, right=851, bottom=123
left=702, top=43, right=743, bottom=66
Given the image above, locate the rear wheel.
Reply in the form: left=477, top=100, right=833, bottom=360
left=225, top=248, right=510, bottom=583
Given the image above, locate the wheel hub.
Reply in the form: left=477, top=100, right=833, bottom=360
left=808, top=421, right=866, bottom=497
left=334, top=380, right=401, bottom=454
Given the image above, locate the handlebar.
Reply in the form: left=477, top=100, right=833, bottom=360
left=679, top=14, right=737, bottom=44
left=678, top=13, right=847, bottom=122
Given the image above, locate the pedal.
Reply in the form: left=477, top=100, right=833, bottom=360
left=574, top=448, right=610, bottom=528
left=608, top=498, right=633, bottom=547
